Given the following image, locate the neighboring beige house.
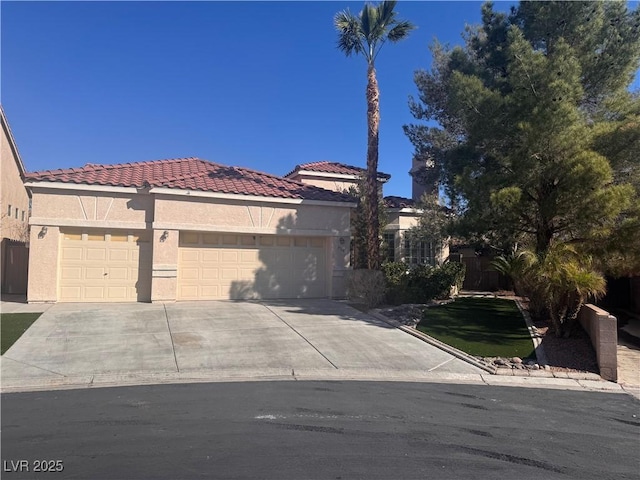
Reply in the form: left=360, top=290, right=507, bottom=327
left=285, top=161, right=390, bottom=195
left=286, top=161, right=448, bottom=266
left=1, top=106, right=31, bottom=294
left=382, top=195, right=448, bottom=266
left=24, top=157, right=355, bottom=303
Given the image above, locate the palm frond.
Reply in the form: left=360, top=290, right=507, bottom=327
left=376, top=1, right=398, bottom=27
left=360, top=4, right=378, bottom=39
left=334, top=10, right=364, bottom=57
left=387, top=20, right=416, bottom=42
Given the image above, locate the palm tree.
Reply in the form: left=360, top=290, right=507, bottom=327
left=335, top=1, right=415, bottom=270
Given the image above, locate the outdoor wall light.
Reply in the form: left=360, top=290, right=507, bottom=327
left=160, top=230, right=169, bottom=242
left=38, top=226, right=48, bottom=239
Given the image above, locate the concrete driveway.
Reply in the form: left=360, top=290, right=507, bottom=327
left=1, top=299, right=482, bottom=391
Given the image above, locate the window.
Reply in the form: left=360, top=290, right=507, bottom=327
left=181, top=232, right=199, bottom=245
left=7, top=204, right=11, bottom=216
left=382, top=232, right=395, bottom=263
left=21, top=210, right=25, bottom=222
left=14, top=207, right=18, bottom=219
left=403, top=237, right=436, bottom=266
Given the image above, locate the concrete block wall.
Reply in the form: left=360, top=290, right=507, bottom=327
left=578, top=304, right=617, bottom=382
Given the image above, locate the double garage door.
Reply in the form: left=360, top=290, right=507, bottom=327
left=58, top=229, right=326, bottom=302
left=177, top=232, right=327, bottom=300
left=59, top=229, right=152, bottom=302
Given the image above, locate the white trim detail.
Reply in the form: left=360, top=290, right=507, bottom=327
left=25, top=181, right=142, bottom=194
left=152, top=222, right=350, bottom=237
left=77, top=196, right=88, bottom=220
left=294, top=170, right=389, bottom=183
left=103, top=197, right=114, bottom=220
left=149, top=187, right=356, bottom=208
left=29, top=218, right=149, bottom=230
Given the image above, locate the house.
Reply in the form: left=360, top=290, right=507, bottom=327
left=286, top=161, right=448, bottom=266
left=285, top=161, right=390, bottom=195
left=24, top=157, right=355, bottom=303
left=1, top=106, right=31, bottom=294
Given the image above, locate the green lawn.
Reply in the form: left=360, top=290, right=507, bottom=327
left=417, top=297, right=535, bottom=359
left=1, top=313, right=41, bottom=355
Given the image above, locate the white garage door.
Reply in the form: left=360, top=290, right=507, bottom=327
left=177, top=232, right=326, bottom=300
left=59, top=229, right=152, bottom=302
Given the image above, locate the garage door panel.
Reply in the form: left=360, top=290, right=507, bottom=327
left=84, top=286, right=106, bottom=300
left=221, top=268, right=239, bottom=280
left=221, top=251, right=238, bottom=262
left=109, top=249, right=129, bottom=261
left=181, top=268, right=199, bottom=280
left=201, top=285, right=220, bottom=298
left=181, top=250, right=199, bottom=262
left=240, top=251, right=258, bottom=263
left=107, top=286, right=128, bottom=299
left=60, top=266, right=82, bottom=280
left=108, top=267, right=128, bottom=280
left=179, top=285, right=199, bottom=299
left=240, top=268, right=256, bottom=278
left=178, top=233, right=326, bottom=300
left=201, top=268, right=219, bottom=280
left=59, top=229, right=151, bottom=302
left=85, top=267, right=106, bottom=280
left=62, top=247, right=83, bottom=260
left=59, top=286, right=82, bottom=301
left=202, top=250, right=219, bottom=262
left=86, top=248, right=107, bottom=261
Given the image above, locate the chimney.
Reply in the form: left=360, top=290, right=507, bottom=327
left=409, top=156, right=437, bottom=201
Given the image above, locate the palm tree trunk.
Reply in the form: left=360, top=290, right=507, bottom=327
left=366, top=63, right=380, bottom=270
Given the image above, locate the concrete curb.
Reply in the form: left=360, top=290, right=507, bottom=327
left=0, top=369, right=631, bottom=396
left=368, top=310, right=497, bottom=374
left=514, top=298, right=549, bottom=367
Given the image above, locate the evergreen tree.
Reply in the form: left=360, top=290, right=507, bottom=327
left=404, top=1, right=640, bottom=257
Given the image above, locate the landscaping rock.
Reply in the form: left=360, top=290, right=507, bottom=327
left=511, top=357, right=523, bottom=364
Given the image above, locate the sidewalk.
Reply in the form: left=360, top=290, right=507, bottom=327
left=617, top=311, right=640, bottom=395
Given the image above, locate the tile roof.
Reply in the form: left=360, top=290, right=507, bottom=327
left=25, top=157, right=355, bottom=203
left=285, top=161, right=391, bottom=180
left=383, top=196, right=416, bottom=209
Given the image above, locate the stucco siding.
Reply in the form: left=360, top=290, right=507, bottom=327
left=29, top=190, right=153, bottom=228
left=154, top=196, right=350, bottom=235
left=1, top=121, right=30, bottom=242
left=27, top=225, right=60, bottom=302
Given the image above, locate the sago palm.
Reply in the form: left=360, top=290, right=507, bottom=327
left=334, top=1, right=415, bottom=270
left=535, top=244, right=606, bottom=337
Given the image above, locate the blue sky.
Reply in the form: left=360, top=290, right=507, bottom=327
left=2, top=1, right=639, bottom=198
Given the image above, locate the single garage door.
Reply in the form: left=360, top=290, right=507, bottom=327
left=178, top=232, right=326, bottom=300
left=59, top=229, right=152, bottom=302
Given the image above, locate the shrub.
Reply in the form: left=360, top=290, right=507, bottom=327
left=381, top=261, right=466, bottom=305
left=381, top=261, right=409, bottom=304
left=345, top=269, right=386, bottom=308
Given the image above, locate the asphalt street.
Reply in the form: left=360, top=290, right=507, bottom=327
left=2, top=381, right=639, bottom=480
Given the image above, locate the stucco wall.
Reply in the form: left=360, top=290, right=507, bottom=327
left=578, top=304, right=618, bottom=382
left=292, top=177, right=358, bottom=194
left=384, top=210, right=449, bottom=265
left=29, top=189, right=152, bottom=228
left=153, top=195, right=351, bottom=236
left=1, top=121, right=30, bottom=242
left=27, top=225, right=59, bottom=302
left=151, top=228, right=179, bottom=302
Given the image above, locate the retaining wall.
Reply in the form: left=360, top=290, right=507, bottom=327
left=578, top=304, right=617, bottom=382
